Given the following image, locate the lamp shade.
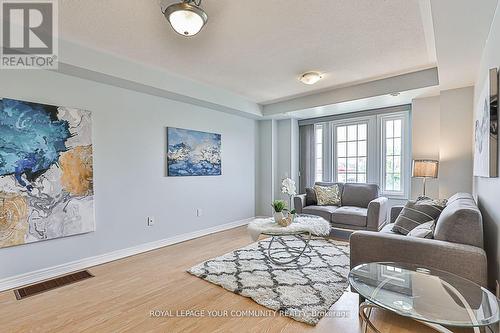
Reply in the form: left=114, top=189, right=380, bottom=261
left=412, top=160, right=439, bottom=178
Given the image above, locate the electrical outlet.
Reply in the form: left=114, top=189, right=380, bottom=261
left=196, top=209, right=202, bottom=217
left=147, top=217, right=155, bottom=226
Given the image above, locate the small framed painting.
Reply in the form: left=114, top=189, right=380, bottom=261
left=167, top=127, right=221, bottom=176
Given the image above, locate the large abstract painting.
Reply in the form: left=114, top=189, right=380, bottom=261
left=474, top=68, right=498, bottom=177
left=167, top=127, right=221, bottom=176
left=0, top=98, right=94, bottom=249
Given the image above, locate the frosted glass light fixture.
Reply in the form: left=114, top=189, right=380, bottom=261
left=299, top=72, right=323, bottom=85
left=163, top=0, right=208, bottom=37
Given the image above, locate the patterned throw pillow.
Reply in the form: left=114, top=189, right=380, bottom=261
left=407, top=220, right=435, bottom=238
left=392, top=199, right=444, bottom=235
left=313, top=184, right=341, bottom=206
left=416, top=196, right=448, bottom=207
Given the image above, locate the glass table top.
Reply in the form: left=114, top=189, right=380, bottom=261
left=349, top=262, right=500, bottom=328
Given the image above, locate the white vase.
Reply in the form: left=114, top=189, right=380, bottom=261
left=273, top=211, right=284, bottom=223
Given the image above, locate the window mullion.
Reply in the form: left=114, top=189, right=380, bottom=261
left=325, top=123, right=333, bottom=182
left=332, top=124, right=337, bottom=182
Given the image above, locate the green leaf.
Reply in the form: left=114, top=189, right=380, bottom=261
left=271, top=200, right=287, bottom=212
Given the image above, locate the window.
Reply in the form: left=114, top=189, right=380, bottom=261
left=305, top=106, right=410, bottom=199
left=381, top=265, right=408, bottom=285
left=335, top=123, right=367, bottom=183
left=314, top=124, right=323, bottom=181
left=383, top=119, right=403, bottom=192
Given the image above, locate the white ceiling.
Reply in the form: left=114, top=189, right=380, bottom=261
left=59, top=0, right=436, bottom=104
left=430, top=0, right=499, bottom=90
left=284, top=86, right=440, bottom=120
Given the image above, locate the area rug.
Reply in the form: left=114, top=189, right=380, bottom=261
left=187, top=236, right=350, bottom=325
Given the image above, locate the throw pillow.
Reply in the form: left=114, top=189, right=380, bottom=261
left=407, top=220, right=435, bottom=238
left=392, top=199, right=444, bottom=235
left=305, top=187, right=317, bottom=206
left=416, top=196, right=448, bottom=208
left=313, top=184, right=341, bottom=206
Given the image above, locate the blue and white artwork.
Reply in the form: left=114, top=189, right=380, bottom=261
left=167, top=127, right=221, bottom=176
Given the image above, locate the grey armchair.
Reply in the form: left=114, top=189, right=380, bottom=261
left=294, top=182, right=388, bottom=231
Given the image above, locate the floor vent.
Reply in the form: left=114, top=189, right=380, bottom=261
left=14, top=270, right=94, bottom=300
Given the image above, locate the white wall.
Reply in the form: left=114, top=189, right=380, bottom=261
left=291, top=119, right=300, bottom=188
left=411, top=96, right=441, bottom=198
left=411, top=88, right=473, bottom=199
left=439, top=87, right=474, bottom=197
left=0, top=70, right=256, bottom=279
left=275, top=119, right=300, bottom=207
left=275, top=120, right=292, bottom=200
left=473, top=0, right=500, bottom=290
left=255, top=118, right=300, bottom=214
left=256, top=120, right=274, bottom=216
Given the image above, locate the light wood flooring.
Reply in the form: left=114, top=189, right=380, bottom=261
left=0, top=226, right=474, bottom=333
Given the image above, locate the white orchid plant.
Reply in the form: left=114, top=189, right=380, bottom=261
left=281, top=178, right=297, bottom=214
left=281, top=177, right=296, bottom=196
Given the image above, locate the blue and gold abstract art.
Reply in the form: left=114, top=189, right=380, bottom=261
left=0, top=98, right=94, bottom=248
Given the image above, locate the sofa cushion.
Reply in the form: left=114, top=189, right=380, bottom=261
left=332, top=206, right=367, bottom=227
left=342, top=183, right=379, bottom=208
left=314, top=184, right=341, bottom=206
left=305, top=187, right=317, bottom=206
left=392, top=199, right=444, bottom=235
left=302, top=205, right=338, bottom=221
left=447, top=192, right=473, bottom=205
left=434, top=193, right=483, bottom=248
left=407, top=220, right=435, bottom=239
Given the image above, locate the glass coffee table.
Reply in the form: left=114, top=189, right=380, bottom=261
left=349, top=262, right=499, bottom=333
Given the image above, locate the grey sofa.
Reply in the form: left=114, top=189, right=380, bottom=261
left=350, top=193, right=488, bottom=287
left=294, top=182, right=388, bottom=231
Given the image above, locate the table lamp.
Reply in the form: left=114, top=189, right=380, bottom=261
left=412, top=160, right=439, bottom=196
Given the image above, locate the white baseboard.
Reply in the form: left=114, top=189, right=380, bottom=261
left=0, top=217, right=254, bottom=292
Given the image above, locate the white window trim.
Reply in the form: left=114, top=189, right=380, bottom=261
left=331, top=118, right=372, bottom=183
left=309, top=109, right=411, bottom=200
left=378, top=111, right=411, bottom=199
left=314, top=124, right=324, bottom=182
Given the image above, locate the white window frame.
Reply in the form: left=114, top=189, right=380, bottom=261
left=314, top=124, right=324, bottom=182
left=378, top=112, right=411, bottom=199
left=332, top=119, right=371, bottom=184
left=308, top=109, right=411, bottom=200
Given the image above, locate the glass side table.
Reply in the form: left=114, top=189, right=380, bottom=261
left=349, top=262, right=499, bottom=333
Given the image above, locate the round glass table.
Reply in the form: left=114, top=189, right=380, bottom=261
left=349, top=262, right=499, bottom=333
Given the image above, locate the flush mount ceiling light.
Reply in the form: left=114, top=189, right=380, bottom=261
left=162, top=0, right=208, bottom=37
left=299, top=72, right=323, bottom=85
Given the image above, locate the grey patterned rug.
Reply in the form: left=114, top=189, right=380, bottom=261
left=187, top=236, right=350, bottom=325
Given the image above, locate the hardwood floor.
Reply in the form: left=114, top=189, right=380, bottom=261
left=0, top=226, right=473, bottom=333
